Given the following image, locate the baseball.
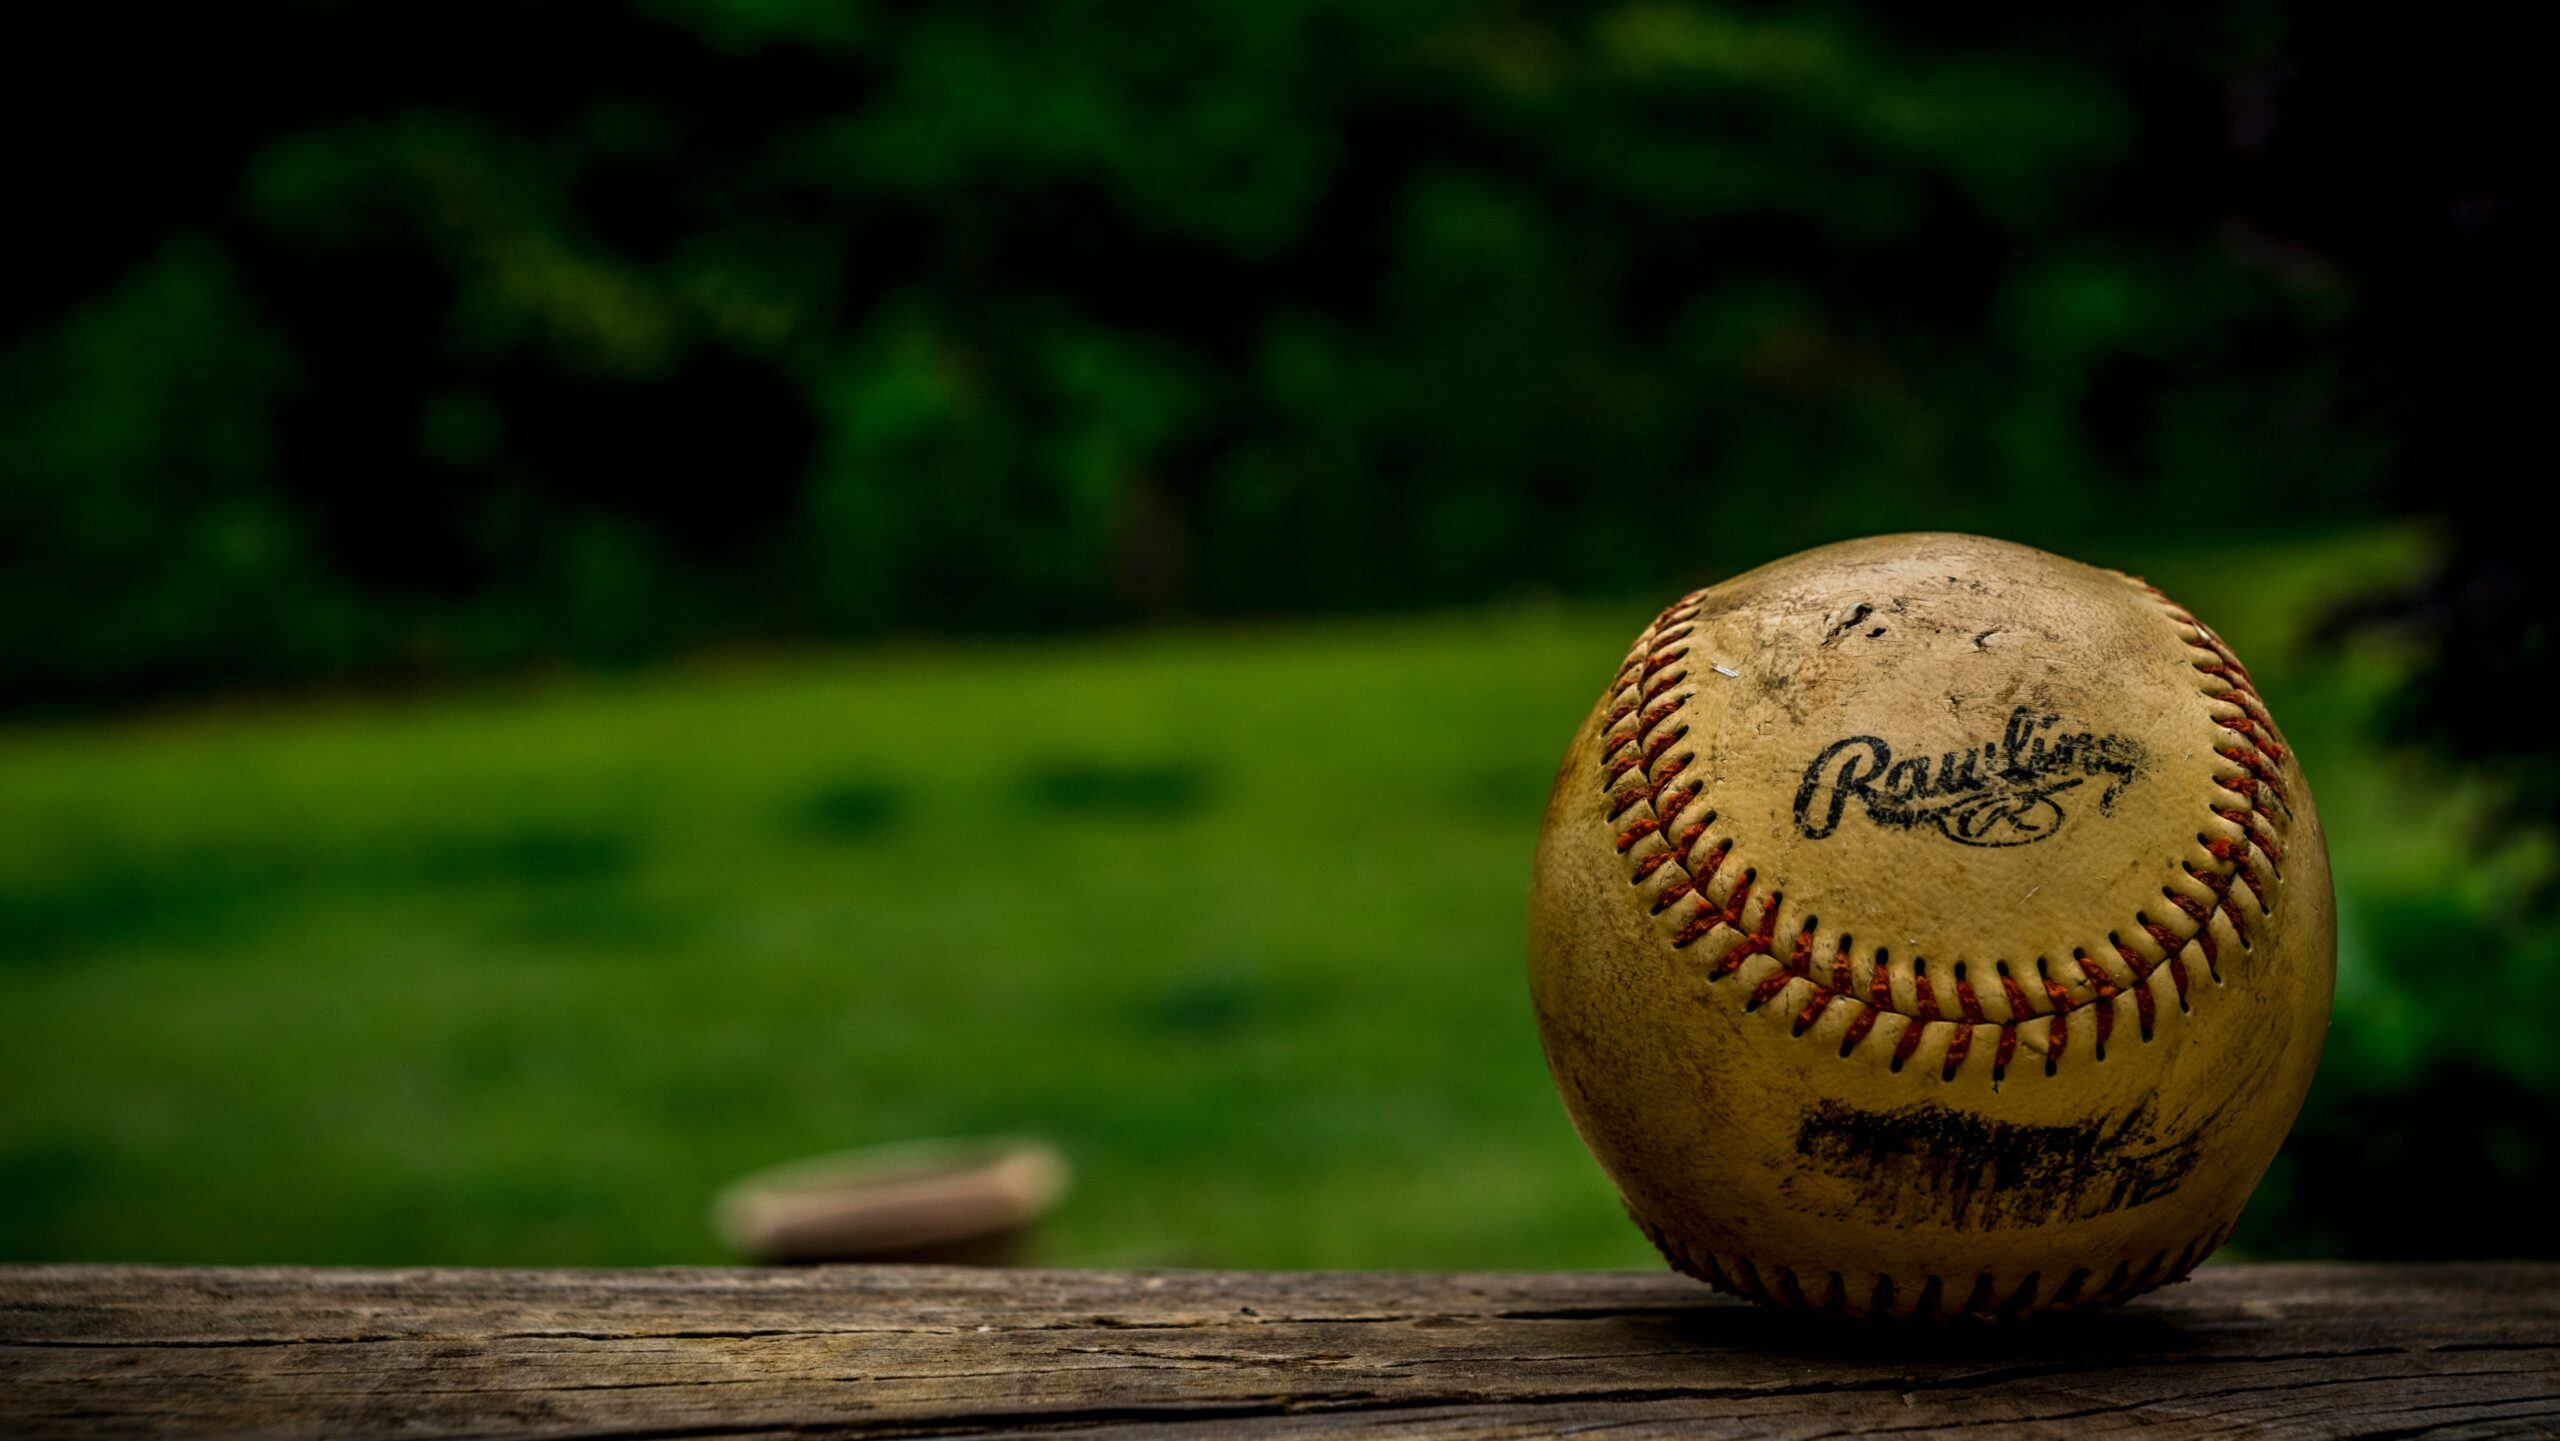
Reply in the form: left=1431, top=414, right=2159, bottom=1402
left=1529, top=533, right=2333, bottom=1321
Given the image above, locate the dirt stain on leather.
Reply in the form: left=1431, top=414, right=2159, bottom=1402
left=1795, top=1099, right=2204, bottom=1231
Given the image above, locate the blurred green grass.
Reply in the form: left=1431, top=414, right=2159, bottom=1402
left=0, top=528, right=2495, bottom=1267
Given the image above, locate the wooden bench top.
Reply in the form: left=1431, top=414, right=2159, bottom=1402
left=4, top=1262, right=2554, bottom=1437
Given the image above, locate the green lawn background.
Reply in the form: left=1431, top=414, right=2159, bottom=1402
left=0, top=531, right=2465, bottom=1266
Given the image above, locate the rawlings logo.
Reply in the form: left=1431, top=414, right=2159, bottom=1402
left=1793, top=707, right=2143, bottom=848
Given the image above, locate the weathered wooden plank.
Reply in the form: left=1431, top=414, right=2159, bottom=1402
left=1, top=1263, right=2552, bottom=1439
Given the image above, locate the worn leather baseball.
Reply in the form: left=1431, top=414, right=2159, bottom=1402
left=1529, top=533, right=2332, bottom=1320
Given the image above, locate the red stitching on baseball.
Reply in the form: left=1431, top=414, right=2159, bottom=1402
left=1890, top=1018, right=1926, bottom=1071
left=1940, top=1023, right=1972, bottom=1082
left=1794, top=989, right=1833, bottom=1036
left=2071, top=949, right=2107, bottom=992
left=2037, top=957, right=2072, bottom=1015
left=1997, top=960, right=2033, bottom=1024
left=1840, top=1007, right=1878, bottom=1055
left=1640, top=1210, right=2225, bottom=1318
left=1748, top=967, right=1795, bottom=1011
left=1587, top=577, right=2290, bottom=1083
left=1656, top=782, right=1703, bottom=823
left=1640, top=726, right=1688, bottom=767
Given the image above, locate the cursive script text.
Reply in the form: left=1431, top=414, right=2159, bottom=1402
left=1793, top=707, right=2143, bottom=847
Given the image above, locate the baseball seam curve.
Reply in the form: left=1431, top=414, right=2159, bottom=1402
left=1635, top=1212, right=2239, bottom=1322
left=1589, top=575, right=2293, bottom=1084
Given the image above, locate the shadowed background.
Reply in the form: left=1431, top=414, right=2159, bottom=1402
left=1, top=0, right=2549, bottom=1267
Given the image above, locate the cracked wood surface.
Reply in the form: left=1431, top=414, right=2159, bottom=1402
left=2, top=1263, right=2554, bottom=1438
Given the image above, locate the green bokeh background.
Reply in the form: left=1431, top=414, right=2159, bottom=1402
left=2, top=1, right=2549, bottom=1265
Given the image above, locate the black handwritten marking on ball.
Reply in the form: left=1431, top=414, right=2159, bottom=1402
left=1793, top=707, right=2146, bottom=848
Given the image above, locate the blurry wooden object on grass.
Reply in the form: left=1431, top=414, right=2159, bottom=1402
left=1, top=1263, right=2550, bottom=1438
left=712, top=1138, right=1070, bottom=1265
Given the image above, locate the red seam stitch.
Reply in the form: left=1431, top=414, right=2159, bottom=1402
left=1640, top=726, right=1687, bottom=766
left=2174, top=908, right=2220, bottom=971
left=1666, top=1211, right=2238, bottom=1317
left=1713, top=879, right=1772, bottom=977
left=2164, top=889, right=2211, bottom=927
left=2039, top=963, right=2072, bottom=1014
left=1588, top=579, right=2289, bottom=1082
left=1841, top=1008, right=1879, bottom=1051
left=1749, top=967, right=1795, bottom=1009
left=2248, top=821, right=2286, bottom=863
left=1794, top=988, right=1833, bottom=1035
left=2071, top=949, right=2109, bottom=993
left=1691, top=838, right=1731, bottom=885
left=1941, top=1023, right=1971, bottom=1077
left=2234, top=855, right=2271, bottom=910
left=2113, top=936, right=2154, bottom=981
left=1786, top=922, right=1817, bottom=975
left=1669, top=903, right=1720, bottom=949
left=1999, top=965, right=2034, bottom=1022
left=1891, top=1018, right=1926, bottom=1069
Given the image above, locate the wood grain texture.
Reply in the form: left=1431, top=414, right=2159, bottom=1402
left=2, top=1263, right=2554, bottom=1438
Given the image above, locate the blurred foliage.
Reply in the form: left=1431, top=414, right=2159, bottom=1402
left=13, top=0, right=2526, bottom=702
